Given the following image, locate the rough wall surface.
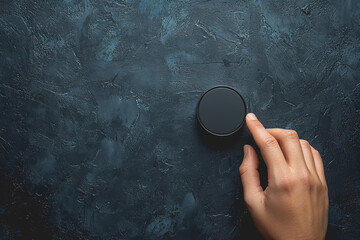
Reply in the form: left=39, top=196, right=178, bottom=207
left=0, top=0, right=359, bottom=239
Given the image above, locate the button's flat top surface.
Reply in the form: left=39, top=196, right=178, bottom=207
left=198, top=86, right=246, bottom=136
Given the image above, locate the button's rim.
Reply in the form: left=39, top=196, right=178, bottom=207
left=196, top=85, right=247, bottom=137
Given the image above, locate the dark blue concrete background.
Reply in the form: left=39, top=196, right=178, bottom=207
left=1, top=0, right=359, bottom=239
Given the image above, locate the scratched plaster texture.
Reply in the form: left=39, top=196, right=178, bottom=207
left=0, top=0, right=360, bottom=239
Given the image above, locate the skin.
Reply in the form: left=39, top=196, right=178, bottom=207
left=239, top=113, right=329, bottom=240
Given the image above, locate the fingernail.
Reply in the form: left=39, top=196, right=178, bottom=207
left=243, top=144, right=250, bottom=157
left=247, top=113, right=257, bottom=120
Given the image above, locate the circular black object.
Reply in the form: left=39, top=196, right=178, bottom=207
left=197, top=86, right=247, bottom=137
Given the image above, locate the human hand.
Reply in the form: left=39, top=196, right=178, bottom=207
left=239, top=113, right=328, bottom=240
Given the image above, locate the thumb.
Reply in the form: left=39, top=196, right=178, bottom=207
left=239, top=145, right=264, bottom=204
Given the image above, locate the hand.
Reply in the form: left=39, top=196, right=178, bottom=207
left=239, top=113, right=328, bottom=240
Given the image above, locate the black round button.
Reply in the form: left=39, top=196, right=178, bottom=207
left=197, top=86, right=247, bottom=137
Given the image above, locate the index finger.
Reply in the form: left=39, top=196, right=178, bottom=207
left=246, top=113, right=287, bottom=174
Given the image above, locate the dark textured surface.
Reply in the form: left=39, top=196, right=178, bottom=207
left=1, top=0, right=360, bottom=239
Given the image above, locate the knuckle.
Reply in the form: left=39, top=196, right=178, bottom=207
left=322, top=183, right=328, bottom=193
left=262, top=136, right=278, bottom=148
left=276, top=177, right=293, bottom=191
left=299, top=171, right=312, bottom=189
left=313, top=149, right=321, bottom=157
left=300, top=139, right=311, bottom=148
left=239, top=164, right=248, bottom=176
left=285, top=130, right=299, bottom=140
left=315, top=179, right=324, bottom=190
